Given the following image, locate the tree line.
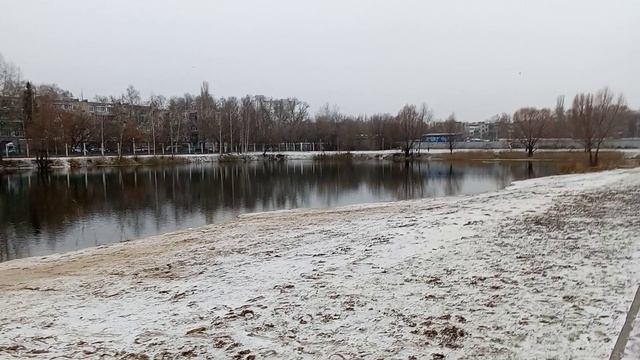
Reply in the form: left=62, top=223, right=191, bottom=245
left=12, top=80, right=440, bottom=156
left=2, top=53, right=639, bottom=166
left=508, top=91, right=630, bottom=165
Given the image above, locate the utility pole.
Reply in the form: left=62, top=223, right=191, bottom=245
left=99, top=114, right=105, bottom=156
left=152, top=114, right=156, bottom=155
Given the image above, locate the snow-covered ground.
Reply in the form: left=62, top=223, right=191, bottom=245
left=620, top=288, right=640, bottom=359
left=1, top=168, right=640, bottom=359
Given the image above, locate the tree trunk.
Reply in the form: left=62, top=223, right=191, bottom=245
left=229, top=115, right=233, bottom=154
left=118, top=129, right=124, bottom=159
left=36, top=151, right=51, bottom=172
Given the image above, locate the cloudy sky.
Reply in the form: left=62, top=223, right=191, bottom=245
left=1, top=0, right=638, bottom=120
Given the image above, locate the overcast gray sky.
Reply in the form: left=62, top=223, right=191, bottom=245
left=1, top=0, right=638, bottom=120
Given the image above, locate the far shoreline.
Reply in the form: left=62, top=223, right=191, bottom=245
left=1, top=148, right=639, bottom=171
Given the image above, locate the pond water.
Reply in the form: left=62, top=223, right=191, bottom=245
left=1, top=160, right=565, bottom=262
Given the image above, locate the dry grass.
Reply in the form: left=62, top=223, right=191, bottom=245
left=219, top=154, right=242, bottom=162
left=67, top=159, right=81, bottom=169
left=426, top=150, right=636, bottom=175
left=140, top=156, right=189, bottom=166
left=83, top=156, right=190, bottom=167
left=51, top=158, right=66, bottom=168
left=109, top=157, right=137, bottom=167
left=85, top=157, right=107, bottom=167
left=557, top=156, right=639, bottom=175
left=313, top=152, right=354, bottom=162
left=430, top=150, right=624, bottom=162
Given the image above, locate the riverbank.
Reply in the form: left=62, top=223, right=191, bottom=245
left=0, top=151, right=396, bottom=170
left=2, top=148, right=639, bottom=171
left=1, top=168, right=640, bottom=358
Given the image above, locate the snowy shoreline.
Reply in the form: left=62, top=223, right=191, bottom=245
left=1, top=168, right=640, bottom=358
left=2, top=150, right=398, bottom=170
left=3, top=148, right=640, bottom=170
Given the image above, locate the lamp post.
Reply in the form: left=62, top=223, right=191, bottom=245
left=100, top=114, right=105, bottom=156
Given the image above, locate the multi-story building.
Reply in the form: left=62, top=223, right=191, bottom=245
left=54, top=98, right=114, bottom=117
left=463, top=121, right=497, bottom=141
left=0, top=95, right=24, bottom=154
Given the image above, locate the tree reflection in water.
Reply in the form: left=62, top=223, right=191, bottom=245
left=0, top=160, right=564, bottom=261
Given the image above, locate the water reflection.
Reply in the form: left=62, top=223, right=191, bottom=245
left=1, top=160, right=563, bottom=261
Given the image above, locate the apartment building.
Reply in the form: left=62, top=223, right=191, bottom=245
left=463, top=121, right=497, bottom=141
left=0, top=95, right=24, bottom=152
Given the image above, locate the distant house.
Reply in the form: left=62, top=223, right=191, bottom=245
left=185, top=110, right=199, bottom=145
left=55, top=99, right=115, bottom=117
left=462, top=121, right=498, bottom=141
left=80, top=101, right=114, bottom=117
left=55, top=99, right=153, bottom=129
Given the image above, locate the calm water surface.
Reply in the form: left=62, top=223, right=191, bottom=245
left=1, top=160, right=564, bottom=262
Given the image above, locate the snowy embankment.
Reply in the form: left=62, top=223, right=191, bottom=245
left=1, top=169, right=640, bottom=359
left=2, top=151, right=399, bottom=169
left=3, top=148, right=640, bottom=170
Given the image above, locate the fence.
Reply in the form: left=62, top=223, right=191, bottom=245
left=1, top=140, right=328, bottom=158
left=4, top=138, right=640, bottom=158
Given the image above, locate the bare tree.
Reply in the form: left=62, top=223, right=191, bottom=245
left=0, top=53, right=23, bottom=96
left=442, top=114, right=461, bottom=154
left=167, top=97, right=187, bottom=154
left=492, top=113, right=511, bottom=140
left=620, top=110, right=640, bottom=138
left=148, top=94, right=166, bottom=154
left=239, top=95, right=255, bottom=152
left=195, top=82, right=217, bottom=152
left=315, top=103, right=342, bottom=151
left=544, top=96, right=570, bottom=139
left=224, top=97, right=239, bottom=152
left=513, top=107, right=549, bottom=157
left=570, top=88, right=625, bottom=165
left=62, top=112, right=93, bottom=150
left=25, top=90, right=63, bottom=159
left=397, top=104, right=431, bottom=157
left=107, top=85, right=143, bottom=157
left=285, top=98, right=310, bottom=143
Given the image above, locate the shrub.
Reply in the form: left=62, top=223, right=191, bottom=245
left=313, top=152, right=353, bottom=162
